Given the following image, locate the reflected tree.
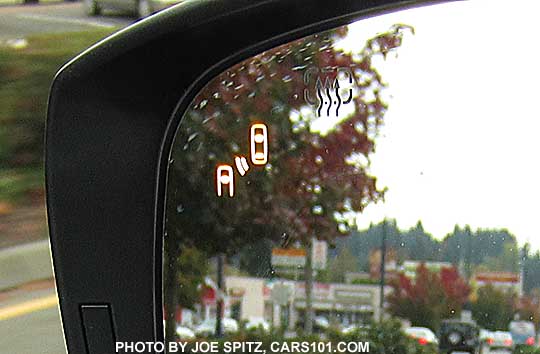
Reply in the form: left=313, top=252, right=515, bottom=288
left=387, top=263, right=470, bottom=330
left=471, top=284, right=515, bottom=330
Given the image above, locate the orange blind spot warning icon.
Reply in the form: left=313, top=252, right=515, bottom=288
left=216, top=165, right=234, bottom=197
left=215, top=123, right=269, bottom=197
left=250, top=123, right=268, bottom=165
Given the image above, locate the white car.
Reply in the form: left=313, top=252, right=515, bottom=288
left=314, top=316, right=330, bottom=330
left=405, top=327, right=438, bottom=345
left=194, top=318, right=239, bottom=337
left=175, top=326, right=195, bottom=340
left=489, top=331, right=514, bottom=351
left=245, top=317, right=270, bottom=332
left=341, top=324, right=363, bottom=335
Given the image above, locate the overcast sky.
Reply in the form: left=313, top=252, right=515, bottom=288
left=333, top=0, right=540, bottom=248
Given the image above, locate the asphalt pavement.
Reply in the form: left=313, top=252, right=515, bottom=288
left=0, top=307, right=66, bottom=353
left=0, top=2, right=133, bottom=39
left=0, top=281, right=65, bottom=353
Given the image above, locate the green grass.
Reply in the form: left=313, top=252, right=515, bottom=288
left=0, top=168, right=43, bottom=203
left=0, top=29, right=117, bottom=205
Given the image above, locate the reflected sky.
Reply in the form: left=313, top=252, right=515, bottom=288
left=334, top=0, right=540, bottom=247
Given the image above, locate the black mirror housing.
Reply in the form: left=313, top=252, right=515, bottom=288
left=46, top=0, right=443, bottom=352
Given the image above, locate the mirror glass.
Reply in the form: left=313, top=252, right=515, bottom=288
left=165, top=1, right=540, bottom=351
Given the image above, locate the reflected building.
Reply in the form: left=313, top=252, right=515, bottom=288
left=221, top=276, right=390, bottom=328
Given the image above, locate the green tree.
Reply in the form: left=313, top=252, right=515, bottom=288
left=328, top=247, right=359, bottom=283
left=471, top=284, right=514, bottom=330
left=524, top=250, right=540, bottom=294
left=482, top=242, right=519, bottom=273
left=515, top=295, right=540, bottom=327
left=176, top=246, right=209, bottom=309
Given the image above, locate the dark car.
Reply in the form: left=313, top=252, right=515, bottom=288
left=439, top=320, right=480, bottom=354
left=84, top=0, right=182, bottom=18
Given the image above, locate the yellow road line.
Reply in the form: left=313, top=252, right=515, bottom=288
left=0, top=295, right=58, bottom=321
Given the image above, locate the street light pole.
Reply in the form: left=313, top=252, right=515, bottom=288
left=379, top=219, right=386, bottom=322
left=216, top=253, right=225, bottom=337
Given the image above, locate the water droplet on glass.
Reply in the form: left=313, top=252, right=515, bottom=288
left=199, top=99, right=208, bottom=109
left=213, top=92, right=221, bottom=99
left=188, top=132, right=198, bottom=142
left=282, top=75, right=292, bottom=83
left=177, top=204, right=184, bottom=213
left=292, top=65, right=307, bottom=71
left=312, top=205, right=323, bottom=215
left=338, top=224, right=348, bottom=233
left=315, top=156, right=323, bottom=164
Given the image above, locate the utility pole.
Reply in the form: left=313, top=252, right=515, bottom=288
left=216, top=253, right=225, bottom=337
left=304, top=239, right=314, bottom=334
left=465, top=227, right=472, bottom=281
left=379, top=219, right=387, bottom=322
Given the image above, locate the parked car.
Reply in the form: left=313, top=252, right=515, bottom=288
left=194, top=318, right=239, bottom=337
left=479, top=329, right=494, bottom=345
left=84, top=0, right=183, bottom=18
left=295, top=315, right=330, bottom=333
left=175, top=325, right=195, bottom=340
left=341, top=324, right=369, bottom=335
left=245, top=317, right=270, bottom=332
left=314, top=316, right=330, bottom=330
left=405, top=327, right=439, bottom=346
left=439, top=319, right=480, bottom=354
left=509, top=320, right=536, bottom=347
left=487, top=331, right=514, bottom=352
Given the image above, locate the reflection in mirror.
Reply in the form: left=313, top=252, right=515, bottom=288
left=164, top=1, right=540, bottom=352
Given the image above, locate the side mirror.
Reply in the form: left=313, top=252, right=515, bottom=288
left=47, top=0, right=540, bottom=353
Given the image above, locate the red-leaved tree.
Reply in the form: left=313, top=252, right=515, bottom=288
left=387, top=263, right=470, bottom=329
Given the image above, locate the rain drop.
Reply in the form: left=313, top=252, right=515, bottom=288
left=312, top=205, right=323, bottom=215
